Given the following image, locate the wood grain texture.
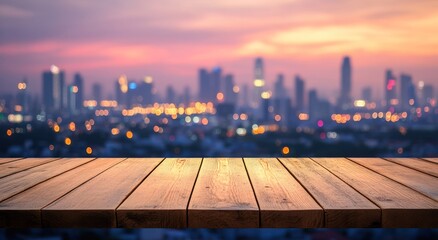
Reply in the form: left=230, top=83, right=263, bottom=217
left=42, top=158, right=163, bottom=227
left=0, top=158, right=22, bottom=165
left=244, top=158, right=323, bottom=227
left=313, top=158, right=438, bottom=227
left=279, top=158, right=380, bottom=227
left=0, top=158, right=58, bottom=178
left=117, top=158, right=202, bottom=228
left=0, top=158, right=125, bottom=227
left=188, top=158, right=259, bottom=228
left=422, top=158, right=438, bottom=164
left=349, top=158, right=438, bottom=201
left=385, top=158, right=438, bottom=177
left=0, top=158, right=94, bottom=203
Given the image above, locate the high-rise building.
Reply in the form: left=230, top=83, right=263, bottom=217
left=295, top=75, right=305, bottom=113
left=166, top=86, right=176, bottom=104
left=422, top=84, right=434, bottom=106
left=115, top=75, right=128, bottom=107
left=400, top=74, right=416, bottom=110
left=92, top=83, right=102, bottom=103
left=73, top=73, right=83, bottom=111
left=385, top=69, right=397, bottom=107
left=223, top=74, right=237, bottom=104
left=274, top=74, right=287, bottom=99
left=362, top=87, right=372, bottom=102
left=308, top=89, right=318, bottom=120
left=183, top=87, right=191, bottom=106
left=42, top=65, right=66, bottom=113
left=138, top=76, right=154, bottom=105
left=199, top=68, right=210, bottom=103
left=252, top=57, right=265, bottom=108
left=338, top=56, right=352, bottom=110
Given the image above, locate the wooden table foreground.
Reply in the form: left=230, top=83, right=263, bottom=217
left=0, top=157, right=437, bottom=228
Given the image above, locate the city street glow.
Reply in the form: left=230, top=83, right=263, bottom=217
left=86, top=147, right=93, bottom=155
left=354, top=100, right=366, bottom=107
left=254, top=79, right=265, bottom=87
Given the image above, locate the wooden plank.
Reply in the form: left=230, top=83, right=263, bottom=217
left=0, top=158, right=94, bottom=203
left=350, top=158, right=438, bottom=201
left=313, top=158, right=438, bottom=227
left=422, top=158, right=438, bottom=164
left=42, top=158, right=163, bottom=227
left=385, top=158, right=438, bottom=177
left=279, top=158, right=380, bottom=227
left=0, top=158, right=58, bottom=178
left=244, top=158, right=323, bottom=227
left=117, top=158, right=202, bottom=228
left=0, top=158, right=22, bottom=165
left=188, top=158, right=259, bottom=227
left=0, top=158, right=125, bottom=227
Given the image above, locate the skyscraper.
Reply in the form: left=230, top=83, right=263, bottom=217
left=362, top=87, right=372, bottom=102
left=42, top=65, right=66, bottom=113
left=199, top=68, right=210, bottom=103
left=308, top=89, right=318, bottom=120
left=92, top=83, right=102, bottom=103
left=295, top=75, right=305, bottom=113
left=385, top=69, right=397, bottom=107
left=400, top=74, right=416, bottom=110
left=138, top=76, right=154, bottom=105
left=223, top=74, right=237, bottom=104
left=274, top=74, right=286, bottom=99
left=338, top=56, right=351, bottom=110
left=116, top=75, right=128, bottom=107
left=252, top=57, right=265, bottom=108
left=73, top=73, right=83, bottom=111
left=166, top=86, right=176, bottom=104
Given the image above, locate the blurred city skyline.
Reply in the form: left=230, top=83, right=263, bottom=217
left=1, top=0, right=438, bottom=99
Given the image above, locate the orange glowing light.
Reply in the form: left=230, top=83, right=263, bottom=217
left=6, top=129, right=12, bottom=136
left=111, top=128, right=120, bottom=135
left=201, top=118, right=209, bottom=125
left=69, top=122, right=76, bottom=131
left=53, top=124, right=60, bottom=133
left=86, top=147, right=93, bottom=155
left=126, top=130, right=133, bottom=139
left=282, top=146, right=290, bottom=155
left=65, top=137, right=71, bottom=146
left=216, top=92, right=224, bottom=102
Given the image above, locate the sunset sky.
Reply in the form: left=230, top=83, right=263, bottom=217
left=1, top=0, right=437, bottom=102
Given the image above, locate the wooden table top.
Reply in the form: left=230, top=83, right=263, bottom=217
left=0, top=157, right=436, bottom=228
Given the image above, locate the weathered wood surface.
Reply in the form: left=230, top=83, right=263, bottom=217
left=315, top=158, right=438, bottom=227
left=279, top=158, right=380, bottom=227
left=0, top=157, right=437, bottom=228
left=245, top=158, right=323, bottom=227
left=42, top=158, right=163, bottom=227
left=385, top=158, right=438, bottom=177
left=188, top=158, right=259, bottom=228
left=118, top=158, right=202, bottom=228
left=0, top=158, right=23, bottom=165
left=349, top=158, right=438, bottom=201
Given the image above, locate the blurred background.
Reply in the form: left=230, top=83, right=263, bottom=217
left=0, top=0, right=437, bottom=239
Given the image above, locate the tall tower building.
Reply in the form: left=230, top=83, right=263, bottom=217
left=400, top=74, right=416, bottom=110
left=295, top=75, right=305, bottom=113
left=92, top=83, right=102, bottom=103
left=252, top=57, right=265, bottom=108
left=338, top=56, right=351, bottom=110
left=73, top=73, right=83, bottom=111
left=385, top=69, right=397, bottom=107
left=199, top=68, right=210, bottom=103
left=308, top=89, right=318, bottom=120
left=42, top=65, right=66, bottom=113
left=223, top=74, right=237, bottom=104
